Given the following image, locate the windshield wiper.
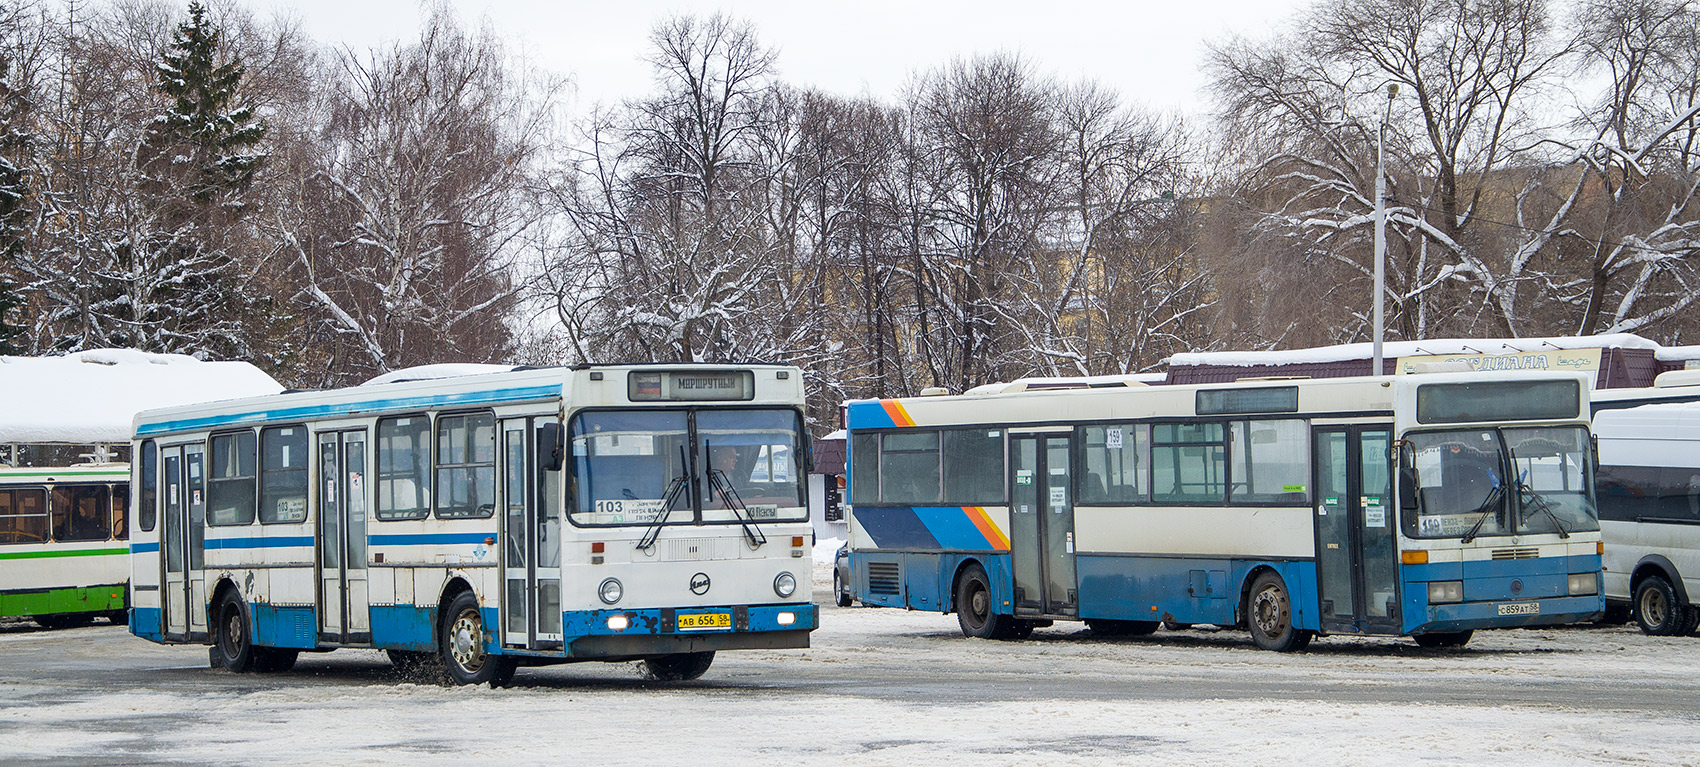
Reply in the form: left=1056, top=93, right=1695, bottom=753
left=636, top=446, right=692, bottom=551
left=705, top=441, right=767, bottom=549
left=1514, top=467, right=1571, bottom=539
left=1459, top=470, right=1506, bottom=545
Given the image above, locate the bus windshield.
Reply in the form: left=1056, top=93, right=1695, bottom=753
left=570, top=408, right=807, bottom=526
left=1403, top=426, right=1598, bottom=539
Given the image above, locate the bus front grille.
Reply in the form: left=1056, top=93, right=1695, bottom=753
left=1491, top=547, right=1540, bottom=560
left=664, top=537, right=739, bottom=561
left=867, top=562, right=901, bottom=595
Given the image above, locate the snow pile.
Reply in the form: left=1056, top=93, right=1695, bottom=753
left=1655, top=345, right=1700, bottom=362
left=0, top=349, right=283, bottom=443
left=362, top=364, right=521, bottom=386
left=1167, top=333, right=1663, bottom=368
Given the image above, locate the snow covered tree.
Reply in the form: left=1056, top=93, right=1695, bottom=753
left=0, top=46, right=31, bottom=356
left=276, top=5, right=553, bottom=386
left=118, top=0, right=267, bottom=358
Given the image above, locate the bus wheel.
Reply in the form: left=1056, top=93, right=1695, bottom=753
left=954, top=563, right=1015, bottom=639
left=439, top=591, right=516, bottom=686
left=1634, top=576, right=1689, bottom=636
left=1246, top=572, right=1312, bottom=652
left=642, top=651, right=716, bottom=681
left=833, top=572, right=854, bottom=608
left=213, top=593, right=256, bottom=672
left=1412, top=630, right=1473, bottom=648
left=1086, top=619, right=1160, bottom=637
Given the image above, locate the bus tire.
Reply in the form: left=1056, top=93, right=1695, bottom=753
left=439, top=591, right=516, bottom=686
left=213, top=593, right=256, bottom=672
left=834, top=572, right=854, bottom=607
left=1086, top=619, right=1160, bottom=637
left=954, top=563, right=1015, bottom=640
left=1634, top=575, right=1687, bottom=636
left=642, top=651, right=715, bottom=681
left=252, top=647, right=299, bottom=673
left=1412, top=630, right=1473, bottom=648
left=1246, top=572, right=1312, bottom=652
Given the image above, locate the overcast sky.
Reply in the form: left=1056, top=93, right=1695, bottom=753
left=263, top=0, right=1309, bottom=115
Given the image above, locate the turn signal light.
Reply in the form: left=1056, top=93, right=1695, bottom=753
left=1402, top=550, right=1429, bottom=565
left=792, top=536, right=805, bottom=547
left=1597, top=542, right=1605, bottom=555
left=592, top=541, right=605, bottom=553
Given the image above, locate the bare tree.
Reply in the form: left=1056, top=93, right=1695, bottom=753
left=277, top=5, right=554, bottom=385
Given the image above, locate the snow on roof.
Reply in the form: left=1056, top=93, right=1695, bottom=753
left=361, top=363, right=521, bottom=386
left=1166, top=334, right=1663, bottom=368
left=1656, top=345, right=1700, bottom=362
left=0, top=349, right=284, bottom=444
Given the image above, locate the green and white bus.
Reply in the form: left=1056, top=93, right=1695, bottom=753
left=0, top=447, right=131, bottom=628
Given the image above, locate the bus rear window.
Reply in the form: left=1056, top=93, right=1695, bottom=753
left=1416, top=380, right=1580, bottom=424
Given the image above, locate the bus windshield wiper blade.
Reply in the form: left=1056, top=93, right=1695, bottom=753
left=1459, top=482, right=1506, bottom=545
left=637, top=447, right=693, bottom=551
left=708, top=468, right=767, bottom=549
left=1518, top=483, right=1571, bottom=539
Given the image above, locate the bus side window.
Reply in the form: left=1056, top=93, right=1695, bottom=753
left=113, top=483, right=130, bottom=540
left=208, top=431, right=258, bottom=526
left=0, top=488, right=49, bottom=543
left=259, top=426, right=310, bottom=524
left=138, top=440, right=158, bottom=532
left=51, top=485, right=110, bottom=542
left=377, top=416, right=433, bottom=521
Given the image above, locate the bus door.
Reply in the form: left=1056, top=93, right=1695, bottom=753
left=1314, top=426, right=1399, bottom=634
left=162, top=443, right=208, bottom=641
left=1010, top=433, right=1078, bottom=618
left=502, top=417, right=563, bottom=649
left=316, top=430, right=371, bottom=644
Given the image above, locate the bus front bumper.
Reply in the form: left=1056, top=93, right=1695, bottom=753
left=561, top=603, right=817, bottom=659
left=1412, top=594, right=1603, bottom=633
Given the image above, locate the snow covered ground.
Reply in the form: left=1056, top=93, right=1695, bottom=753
left=2, top=569, right=1697, bottom=766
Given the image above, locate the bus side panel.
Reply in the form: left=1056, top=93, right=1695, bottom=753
left=1078, top=557, right=1318, bottom=629
left=251, top=603, right=316, bottom=649
left=370, top=605, right=436, bottom=651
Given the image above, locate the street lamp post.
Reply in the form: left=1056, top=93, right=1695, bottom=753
left=1371, top=82, right=1398, bottom=377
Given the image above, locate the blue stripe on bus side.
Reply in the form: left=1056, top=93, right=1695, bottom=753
left=204, top=536, right=315, bottom=550
left=134, top=533, right=490, bottom=552
left=136, top=385, right=561, bottom=436
left=368, top=533, right=493, bottom=546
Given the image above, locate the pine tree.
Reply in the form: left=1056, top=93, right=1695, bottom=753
left=127, top=1, right=268, bottom=358
left=0, top=49, right=32, bottom=356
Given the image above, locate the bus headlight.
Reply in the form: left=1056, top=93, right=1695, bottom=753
left=1569, top=573, right=1598, bottom=596
left=1428, top=581, right=1463, bottom=604
left=599, top=577, right=623, bottom=605
left=774, top=571, right=797, bottom=598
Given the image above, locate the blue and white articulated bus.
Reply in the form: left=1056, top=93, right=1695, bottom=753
left=128, top=365, right=818, bottom=685
left=843, top=371, right=1603, bottom=650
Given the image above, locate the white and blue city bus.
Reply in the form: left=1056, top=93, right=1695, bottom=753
left=128, top=364, right=818, bottom=685
left=843, top=371, right=1603, bottom=650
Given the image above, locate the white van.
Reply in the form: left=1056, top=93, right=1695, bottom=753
left=1594, top=371, right=1700, bottom=635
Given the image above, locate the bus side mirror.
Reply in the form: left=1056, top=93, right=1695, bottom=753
left=1399, top=467, right=1418, bottom=511
left=538, top=423, right=565, bottom=472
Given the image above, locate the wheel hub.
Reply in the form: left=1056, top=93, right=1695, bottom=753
left=1253, top=587, right=1285, bottom=634
left=1644, top=590, right=1667, bottom=626
left=450, top=611, right=485, bottom=672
